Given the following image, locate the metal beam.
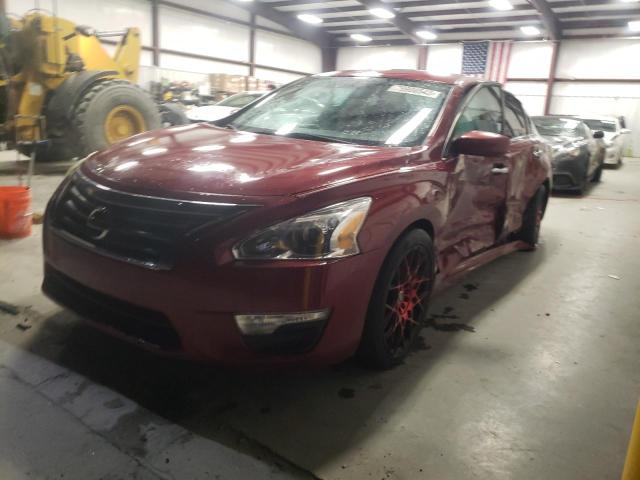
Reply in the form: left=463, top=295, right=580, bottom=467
left=219, top=0, right=335, bottom=48
left=354, top=0, right=423, bottom=44
left=544, top=40, right=560, bottom=114
left=527, top=0, right=562, bottom=40
left=151, top=0, right=160, bottom=67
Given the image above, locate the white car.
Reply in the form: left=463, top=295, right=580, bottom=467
left=580, top=115, right=630, bottom=167
left=186, top=91, right=267, bottom=123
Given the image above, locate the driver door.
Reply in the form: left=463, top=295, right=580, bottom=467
left=440, top=85, right=510, bottom=261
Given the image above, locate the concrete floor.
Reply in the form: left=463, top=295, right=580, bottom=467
left=1, top=160, right=639, bottom=479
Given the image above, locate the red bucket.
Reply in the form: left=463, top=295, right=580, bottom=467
left=0, top=186, right=32, bottom=239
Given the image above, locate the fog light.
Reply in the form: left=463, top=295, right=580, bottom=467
left=234, top=309, right=330, bottom=335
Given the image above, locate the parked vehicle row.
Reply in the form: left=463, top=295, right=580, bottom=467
left=532, top=116, right=605, bottom=194
left=532, top=113, right=632, bottom=195
left=43, top=70, right=552, bottom=369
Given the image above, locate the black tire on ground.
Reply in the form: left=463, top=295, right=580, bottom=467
left=357, top=229, right=435, bottom=369
left=616, top=154, right=623, bottom=169
left=517, top=185, right=546, bottom=250
left=592, top=162, right=603, bottom=182
left=39, top=79, right=160, bottom=161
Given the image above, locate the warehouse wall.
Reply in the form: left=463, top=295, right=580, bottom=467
left=337, top=46, right=419, bottom=70
left=9, top=0, right=321, bottom=85
left=338, top=39, right=640, bottom=156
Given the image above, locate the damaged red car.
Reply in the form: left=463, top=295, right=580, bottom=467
left=42, top=70, right=551, bottom=369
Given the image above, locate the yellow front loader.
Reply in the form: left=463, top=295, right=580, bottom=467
left=0, top=11, right=160, bottom=160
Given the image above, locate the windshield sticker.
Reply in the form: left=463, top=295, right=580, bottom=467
left=387, top=85, right=442, bottom=98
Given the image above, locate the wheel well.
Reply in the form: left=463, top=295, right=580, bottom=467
left=402, top=219, right=434, bottom=240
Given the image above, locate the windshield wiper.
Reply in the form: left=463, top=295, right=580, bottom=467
left=283, top=132, right=354, bottom=144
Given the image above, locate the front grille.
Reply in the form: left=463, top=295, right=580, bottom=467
left=51, top=171, right=254, bottom=269
left=43, top=265, right=181, bottom=350
left=552, top=173, right=574, bottom=187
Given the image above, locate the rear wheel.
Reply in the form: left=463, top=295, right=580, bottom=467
left=357, top=229, right=435, bottom=369
left=74, top=80, right=160, bottom=157
left=39, top=80, right=160, bottom=161
left=517, top=185, right=546, bottom=250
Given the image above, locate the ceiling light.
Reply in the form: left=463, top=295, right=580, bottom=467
left=297, top=13, right=323, bottom=25
left=629, top=20, right=640, bottom=31
left=621, top=0, right=639, bottom=3
left=368, top=7, right=395, bottom=19
left=416, top=30, right=437, bottom=40
left=489, top=0, right=514, bottom=10
left=351, top=33, right=373, bottom=42
left=520, top=25, right=541, bottom=35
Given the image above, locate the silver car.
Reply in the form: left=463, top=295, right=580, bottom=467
left=580, top=115, right=630, bottom=167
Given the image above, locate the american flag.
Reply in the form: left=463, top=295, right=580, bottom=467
left=462, top=41, right=512, bottom=84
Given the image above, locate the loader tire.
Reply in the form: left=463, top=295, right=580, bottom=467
left=39, top=79, right=160, bottom=162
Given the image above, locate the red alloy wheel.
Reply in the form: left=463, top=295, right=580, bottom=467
left=383, top=246, right=432, bottom=359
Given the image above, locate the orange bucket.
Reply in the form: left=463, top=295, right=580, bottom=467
left=0, top=186, right=32, bottom=239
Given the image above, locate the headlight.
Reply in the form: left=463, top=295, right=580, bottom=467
left=565, top=146, right=580, bottom=158
left=233, top=197, right=372, bottom=260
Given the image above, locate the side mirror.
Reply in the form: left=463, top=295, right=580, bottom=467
left=593, top=130, right=605, bottom=139
left=451, top=131, right=510, bottom=157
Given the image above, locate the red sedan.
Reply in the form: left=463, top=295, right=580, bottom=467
left=42, top=70, right=551, bottom=369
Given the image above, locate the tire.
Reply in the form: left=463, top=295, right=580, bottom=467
left=517, top=185, right=546, bottom=250
left=357, top=229, right=435, bottom=369
left=592, top=163, right=603, bottom=182
left=39, top=79, right=160, bottom=161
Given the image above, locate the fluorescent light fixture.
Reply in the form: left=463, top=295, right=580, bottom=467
left=351, top=33, right=373, bottom=42
left=629, top=20, right=640, bottom=31
left=368, top=7, right=395, bottom=19
left=416, top=30, right=437, bottom=40
left=621, top=0, right=639, bottom=3
left=297, top=13, right=323, bottom=25
left=489, top=0, right=514, bottom=10
left=520, top=25, right=541, bottom=35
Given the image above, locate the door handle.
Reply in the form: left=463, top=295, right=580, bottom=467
left=491, top=166, right=509, bottom=174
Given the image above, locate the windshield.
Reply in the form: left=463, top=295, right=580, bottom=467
left=226, top=76, right=451, bottom=146
left=218, top=93, right=263, bottom=108
left=582, top=119, right=617, bottom=133
left=532, top=117, right=582, bottom=137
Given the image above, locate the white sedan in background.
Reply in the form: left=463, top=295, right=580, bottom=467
left=580, top=115, right=630, bottom=167
left=186, top=91, right=267, bottom=123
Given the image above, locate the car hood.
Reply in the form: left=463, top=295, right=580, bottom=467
left=82, top=124, right=417, bottom=198
left=186, top=105, right=238, bottom=122
left=542, top=135, right=577, bottom=148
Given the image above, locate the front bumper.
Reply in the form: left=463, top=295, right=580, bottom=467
left=551, top=156, right=587, bottom=190
left=42, top=227, right=384, bottom=366
left=603, top=145, right=621, bottom=165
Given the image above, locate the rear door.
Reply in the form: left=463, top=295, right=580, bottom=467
left=501, top=92, right=538, bottom=237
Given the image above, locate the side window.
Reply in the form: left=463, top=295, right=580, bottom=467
left=452, top=87, right=502, bottom=139
left=503, top=94, right=528, bottom=138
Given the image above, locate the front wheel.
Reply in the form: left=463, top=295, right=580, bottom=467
left=357, top=229, right=435, bottom=369
left=592, top=163, right=603, bottom=182
left=517, top=185, right=546, bottom=250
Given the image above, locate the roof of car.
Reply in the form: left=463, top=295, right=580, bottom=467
left=579, top=114, right=618, bottom=121
left=318, top=70, right=482, bottom=88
